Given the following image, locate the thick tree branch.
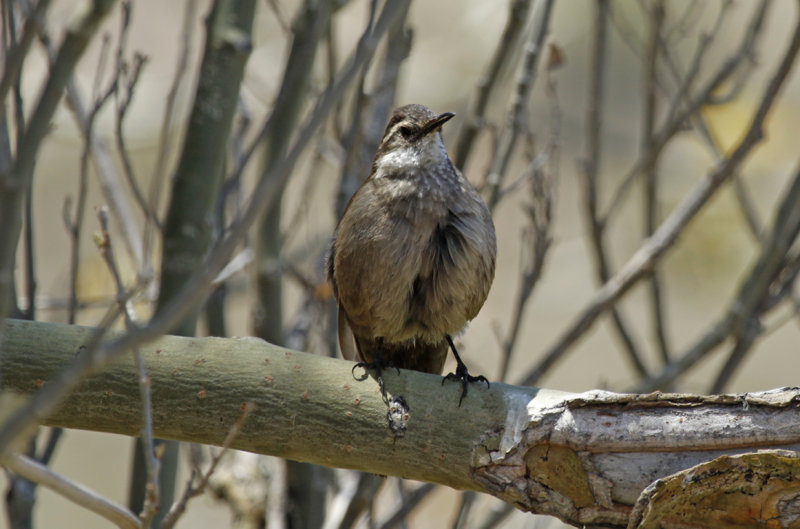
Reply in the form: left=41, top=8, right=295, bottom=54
left=2, top=319, right=800, bottom=527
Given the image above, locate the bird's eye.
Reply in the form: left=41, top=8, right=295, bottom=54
left=398, top=126, right=413, bottom=139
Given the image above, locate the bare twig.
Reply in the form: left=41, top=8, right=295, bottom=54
left=579, top=0, right=649, bottom=377
left=4, top=2, right=39, bottom=323
left=66, top=80, right=146, bottom=269
left=498, top=162, right=554, bottom=381
left=0, top=0, right=50, bottom=109
left=485, top=0, right=556, bottom=211
left=335, top=0, right=410, bottom=219
left=497, top=71, right=559, bottom=381
left=636, top=162, right=800, bottom=393
left=470, top=502, right=514, bottom=529
left=642, top=0, right=671, bottom=365
left=322, top=471, right=383, bottom=529
left=602, top=0, right=768, bottom=227
left=94, top=204, right=161, bottom=527
left=0, top=0, right=117, bottom=323
left=663, top=2, right=706, bottom=43
left=65, top=31, right=117, bottom=325
left=263, top=0, right=290, bottom=33
left=376, top=483, right=436, bottom=529
left=518, top=3, right=800, bottom=386
left=159, top=402, right=255, bottom=529
left=453, top=0, right=534, bottom=169
left=133, top=348, right=159, bottom=529
left=2, top=453, right=140, bottom=529
left=94, top=206, right=138, bottom=325
left=649, top=6, right=765, bottom=243
left=114, top=53, right=152, bottom=223
left=451, top=491, right=476, bottom=529
left=28, top=8, right=147, bottom=270
left=113, top=5, right=159, bottom=231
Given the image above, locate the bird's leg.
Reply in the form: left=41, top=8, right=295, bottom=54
left=351, top=338, right=400, bottom=396
left=442, top=335, right=490, bottom=406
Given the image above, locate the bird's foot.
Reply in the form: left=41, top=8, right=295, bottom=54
left=443, top=336, right=490, bottom=406
left=442, top=364, right=489, bottom=406
left=352, top=355, right=400, bottom=396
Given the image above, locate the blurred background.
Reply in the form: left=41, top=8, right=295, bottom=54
left=2, top=0, right=800, bottom=527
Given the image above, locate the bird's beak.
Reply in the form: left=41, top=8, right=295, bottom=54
left=420, top=112, right=455, bottom=137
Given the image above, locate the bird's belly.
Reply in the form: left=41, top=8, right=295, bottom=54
left=343, top=232, right=479, bottom=344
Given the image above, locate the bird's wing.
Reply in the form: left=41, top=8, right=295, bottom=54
left=337, top=303, right=361, bottom=362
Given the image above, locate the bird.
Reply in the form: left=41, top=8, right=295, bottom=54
left=327, top=104, right=496, bottom=404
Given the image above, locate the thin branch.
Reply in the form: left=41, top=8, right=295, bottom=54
left=708, top=320, right=761, bottom=394
left=159, top=402, right=255, bottom=529
left=0, top=0, right=50, bottom=108
left=376, top=483, right=436, bottom=529
left=94, top=206, right=138, bottom=325
left=650, top=7, right=765, bottom=243
left=470, top=502, right=514, bottom=529
left=133, top=346, right=159, bottom=528
left=263, top=0, right=290, bottom=34
left=114, top=49, right=160, bottom=232
left=2, top=453, right=140, bottom=529
left=323, top=472, right=384, bottom=529
left=601, top=0, right=767, bottom=227
left=65, top=79, right=147, bottom=269
left=0, top=0, right=117, bottom=323
left=451, top=491, right=476, bottom=529
left=27, top=7, right=148, bottom=271
left=642, top=0, right=671, bottom=365
left=497, top=75, right=559, bottom=381
left=637, top=161, right=800, bottom=393
left=579, top=0, right=649, bottom=377
left=335, top=0, right=411, bottom=220
left=12, top=2, right=37, bottom=322
left=663, top=1, right=706, bottom=43
left=485, top=0, right=556, bottom=211
left=518, top=3, right=800, bottom=387
left=453, top=0, right=534, bottom=169
left=94, top=204, right=161, bottom=526
left=36, top=427, right=62, bottom=466
left=254, top=0, right=335, bottom=346
left=65, top=30, right=117, bottom=325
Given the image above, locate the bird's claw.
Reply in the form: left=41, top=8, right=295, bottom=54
left=352, top=358, right=400, bottom=396
left=442, top=365, right=490, bottom=406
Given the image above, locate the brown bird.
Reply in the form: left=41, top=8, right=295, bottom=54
left=328, top=104, right=496, bottom=404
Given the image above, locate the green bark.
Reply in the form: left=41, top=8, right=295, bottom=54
left=0, top=319, right=527, bottom=491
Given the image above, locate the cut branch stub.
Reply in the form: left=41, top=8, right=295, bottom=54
left=472, top=388, right=800, bottom=527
